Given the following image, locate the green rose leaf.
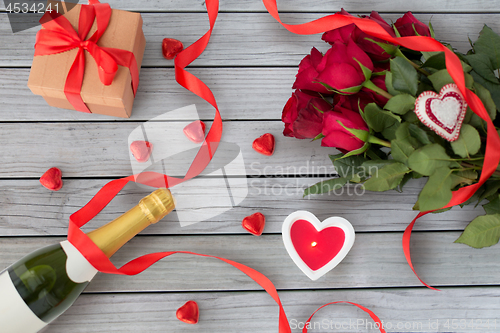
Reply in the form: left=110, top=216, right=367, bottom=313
left=474, top=25, right=500, bottom=69
left=408, top=144, right=451, bottom=176
left=450, top=124, right=481, bottom=158
left=363, top=162, right=410, bottom=192
left=385, top=71, right=402, bottom=96
left=391, top=57, right=418, bottom=96
left=450, top=169, right=478, bottom=188
left=416, top=167, right=453, bottom=212
left=473, top=82, right=497, bottom=120
left=477, top=180, right=500, bottom=203
left=361, top=160, right=397, bottom=177
left=428, top=69, right=454, bottom=92
left=470, top=71, right=500, bottom=112
left=391, top=138, right=415, bottom=165
left=330, top=154, right=367, bottom=182
left=384, top=94, right=416, bottom=115
left=364, top=103, right=401, bottom=133
left=455, top=214, right=500, bottom=248
left=303, top=177, right=348, bottom=197
left=422, top=52, right=446, bottom=70
left=408, top=123, right=432, bottom=145
left=484, top=195, right=500, bottom=215
left=465, top=53, right=498, bottom=84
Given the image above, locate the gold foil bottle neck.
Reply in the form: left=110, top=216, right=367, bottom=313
left=86, top=188, right=175, bottom=258
left=139, top=188, right=176, bottom=224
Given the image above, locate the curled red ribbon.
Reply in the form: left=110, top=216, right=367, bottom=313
left=34, top=1, right=139, bottom=113
left=261, top=0, right=500, bottom=289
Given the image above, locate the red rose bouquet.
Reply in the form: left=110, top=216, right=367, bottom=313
left=282, top=10, right=500, bottom=249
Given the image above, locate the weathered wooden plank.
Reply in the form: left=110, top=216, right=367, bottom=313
left=1, top=0, right=499, bottom=13
left=40, top=288, right=500, bottom=333
left=0, top=178, right=482, bottom=236
left=0, top=68, right=295, bottom=121
left=1, top=233, right=499, bottom=292
left=0, top=13, right=498, bottom=67
left=0, top=121, right=337, bottom=177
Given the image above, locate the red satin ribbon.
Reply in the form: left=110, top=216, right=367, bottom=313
left=304, top=301, right=386, bottom=333
left=34, top=1, right=139, bottom=113
left=262, top=0, right=500, bottom=289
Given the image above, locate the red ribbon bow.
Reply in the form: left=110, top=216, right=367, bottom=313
left=34, top=0, right=139, bottom=113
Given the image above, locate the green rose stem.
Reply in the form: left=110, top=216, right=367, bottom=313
left=394, top=48, right=431, bottom=76
left=367, top=135, right=391, bottom=148
left=461, top=161, right=500, bottom=178
left=362, top=80, right=393, bottom=100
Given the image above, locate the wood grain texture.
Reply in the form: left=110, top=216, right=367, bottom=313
left=0, top=68, right=295, bottom=121
left=0, top=121, right=337, bottom=177
left=39, top=289, right=500, bottom=332
left=1, top=233, right=499, bottom=292
left=0, top=178, right=482, bottom=236
left=1, top=13, right=499, bottom=67
left=2, top=0, right=500, bottom=13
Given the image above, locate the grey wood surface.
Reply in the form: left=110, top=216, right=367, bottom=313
left=2, top=0, right=500, bottom=12
left=0, top=1, right=499, bottom=332
left=1, top=14, right=500, bottom=67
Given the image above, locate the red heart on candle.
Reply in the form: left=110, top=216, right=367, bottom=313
left=282, top=211, right=355, bottom=280
left=252, top=133, right=275, bottom=156
left=176, top=300, right=199, bottom=324
left=162, top=38, right=184, bottom=60
left=242, top=212, right=266, bottom=236
left=290, top=219, right=345, bottom=271
left=130, top=140, right=153, bottom=163
left=414, top=83, right=468, bottom=142
left=183, top=120, right=206, bottom=143
left=40, top=167, right=63, bottom=191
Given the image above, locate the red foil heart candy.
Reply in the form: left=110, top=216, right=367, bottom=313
left=183, top=120, right=206, bottom=143
left=242, top=212, right=266, bottom=236
left=40, top=167, right=63, bottom=191
left=252, top=133, right=275, bottom=156
left=176, top=300, right=199, bottom=324
left=130, top=141, right=153, bottom=163
left=162, top=38, right=184, bottom=60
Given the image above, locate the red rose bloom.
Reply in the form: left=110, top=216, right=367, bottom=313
left=292, top=47, right=331, bottom=94
left=315, top=39, right=374, bottom=92
left=321, top=105, right=368, bottom=152
left=394, top=12, right=431, bottom=37
left=282, top=90, right=332, bottom=139
left=323, top=11, right=396, bottom=62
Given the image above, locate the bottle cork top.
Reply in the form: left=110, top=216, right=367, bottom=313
left=139, top=188, right=176, bottom=224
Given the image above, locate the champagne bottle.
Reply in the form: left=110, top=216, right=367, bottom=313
left=0, top=188, right=175, bottom=333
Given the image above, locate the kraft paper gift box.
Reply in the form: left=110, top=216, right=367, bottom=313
left=27, top=1, right=146, bottom=118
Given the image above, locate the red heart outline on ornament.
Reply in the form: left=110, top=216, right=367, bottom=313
left=414, top=83, right=468, bottom=142
left=282, top=211, right=355, bottom=281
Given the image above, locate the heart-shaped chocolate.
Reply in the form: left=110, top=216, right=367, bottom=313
left=40, top=167, right=63, bottom=191
left=282, top=211, right=355, bottom=281
left=130, top=140, right=153, bottom=163
left=252, top=133, right=275, bottom=156
left=183, top=120, right=206, bottom=143
left=162, top=38, right=184, bottom=60
left=242, top=212, right=266, bottom=236
left=415, top=83, right=468, bottom=142
left=176, top=300, right=199, bottom=324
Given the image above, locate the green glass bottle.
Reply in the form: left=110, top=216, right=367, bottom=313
left=0, top=188, right=175, bottom=333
